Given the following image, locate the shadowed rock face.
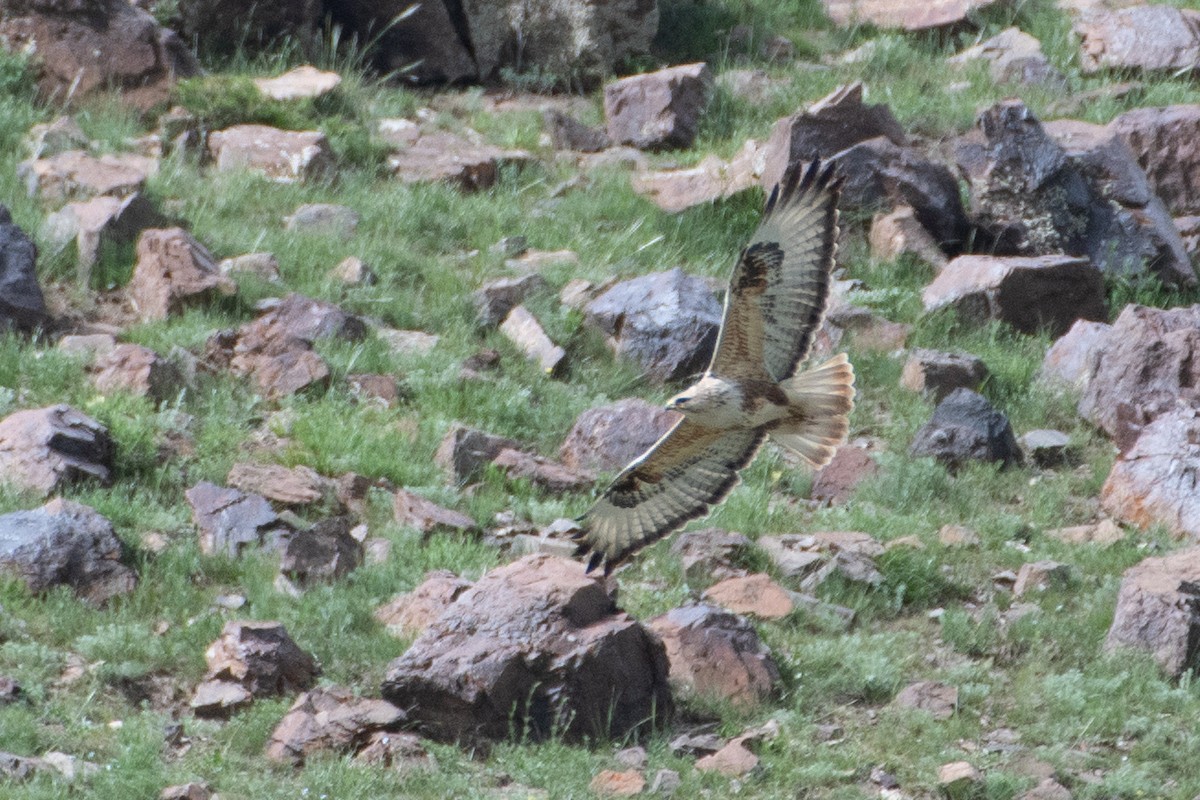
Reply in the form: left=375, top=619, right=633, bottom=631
left=0, top=208, right=46, bottom=332
left=0, top=405, right=114, bottom=496
left=1105, top=544, right=1200, bottom=677
left=381, top=554, right=672, bottom=743
left=909, top=388, right=1022, bottom=470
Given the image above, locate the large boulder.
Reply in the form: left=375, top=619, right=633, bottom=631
left=1074, top=5, right=1200, bottom=75
left=381, top=554, right=671, bottom=743
left=0, top=498, right=136, bottom=605
left=0, top=405, right=114, bottom=496
left=604, top=63, right=713, bottom=151
left=584, top=268, right=722, bottom=383
left=1077, top=304, right=1200, bottom=449
left=1104, top=546, right=1200, bottom=677
left=909, top=388, right=1022, bottom=470
left=1101, top=405, right=1200, bottom=540
left=760, top=82, right=906, bottom=192
left=1110, top=105, right=1200, bottom=216
left=956, top=100, right=1195, bottom=286
left=559, top=398, right=680, bottom=473
left=0, top=0, right=198, bottom=109
left=326, top=0, right=475, bottom=83
left=921, top=254, right=1107, bottom=337
left=0, top=207, right=46, bottom=332
left=171, top=0, right=320, bottom=56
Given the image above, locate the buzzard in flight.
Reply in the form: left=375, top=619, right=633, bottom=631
left=575, top=159, right=855, bottom=575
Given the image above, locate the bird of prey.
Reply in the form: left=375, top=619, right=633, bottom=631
left=575, top=158, right=855, bottom=575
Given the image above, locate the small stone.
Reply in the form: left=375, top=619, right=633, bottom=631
left=393, top=489, right=476, bottom=537
left=225, top=462, right=331, bottom=507
left=435, top=425, right=521, bottom=483
left=1019, top=429, right=1071, bottom=467
left=92, top=343, right=184, bottom=403
left=648, top=769, right=681, bottom=795
left=473, top=274, right=548, bottom=328
left=500, top=305, right=566, bottom=375
left=1044, top=519, right=1124, bottom=546
left=614, top=746, right=647, bottom=770
left=900, top=349, right=989, bottom=402
left=544, top=110, right=611, bottom=153
left=695, top=739, right=758, bottom=777
left=938, top=524, right=981, bottom=547
left=284, top=203, right=359, bottom=238
left=938, top=761, right=982, bottom=796
left=254, top=65, right=341, bottom=101
left=378, top=327, right=440, bottom=357
left=909, top=389, right=1022, bottom=470
left=589, top=769, right=645, bottom=797
left=1013, top=561, right=1072, bottom=597
left=185, top=481, right=294, bottom=557
left=669, top=528, right=751, bottom=583
left=891, top=681, right=957, bottom=720
left=219, top=252, right=281, bottom=282
left=160, top=782, right=212, bottom=800
left=505, top=249, right=580, bottom=272
left=347, top=373, right=405, bottom=407
left=490, top=235, right=528, bottom=257
left=331, top=256, right=375, bottom=285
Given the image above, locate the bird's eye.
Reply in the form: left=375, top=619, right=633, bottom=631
left=674, top=396, right=690, bottom=406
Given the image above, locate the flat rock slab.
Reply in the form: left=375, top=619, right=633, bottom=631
left=225, top=462, right=331, bottom=507
left=823, top=0, right=1000, bottom=30
left=254, top=65, right=341, bottom=101
left=208, top=125, right=333, bottom=182
left=631, top=139, right=765, bottom=212
left=392, top=489, right=476, bottom=536
left=1078, top=304, right=1200, bottom=449
left=604, top=62, right=713, bottom=151
left=1101, top=405, right=1200, bottom=540
left=584, top=267, right=721, bottom=382
left=473, top=274, right=547, bottom=328
left=1105, top=545, right=1200, bottom=677
left=185, top=481, right=294, bottom=557
left=381, top=553, right=671, bottom=743
left=491, top=448, right=593, bottom=493
left=0, top=498, right=136, bottom=605
left=648, top=604, right=779, bottom=708
left=0, top=404, right=114, bottom=496
left=910, top=388, right=1022, bottom=470
left=283, top=203, right=359, bottom=238
left=388, top=130, right=531, bottom=191
left=264, top=685, right=405, bottom=765
left=890, top=680, right=958, bottom=719
left=923, top=254, right=1106, bottom=338
left=18, top=150, right=154, bottom=205
left=703, top=573, right=794, bottom=619
left=499, top=305, right=565, bottom=375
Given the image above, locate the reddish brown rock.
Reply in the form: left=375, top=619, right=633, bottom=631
left=347, top=373, right=405, bottom=407
left=762, top=82, right=905, bottom=191
left=868, top=205, right=948, bottom=270
left=92, top=343, right=183, bottom=403
left=226, top=462, right=331, bottom=507
left=375, top=570, right=473, bottom=638
left=1101, top=405, right=1200, bottom=540
left=492, top=448, right=593, bottom=493
left=669, top=528, right=751, bottom=582
left=129, top=228, right=236, bottom=322
left=810, top=445, right=879, bottom=505
left=890, top=681, right=958, bottom=720
left=1075, top=5, right=1200, bottom=75
left=500, top=305, right=566, bottom=375
left=589, top=770, right=645, bottom=797
left=648, top=604, right=780, bottom=707
left=560, top=398, right=680, bottom=474
left=900, top=349, right=989, bottom=402
left=185, top=481, right=294, bottom=557
left=603, top=63, right=713, bottom=151
left=1077, top=304, right=1200, bottom=448
left=922, top=254, right=1106, bottom=338
left=1039, top=318, right=1111, bottom=391
left=381, top=554, right=671, bottom=743
left=434, top=424, right=521, bottom=483
left=1111, top=105, right=1200, bottom=216
left=393, top=489, right=476, bottom=536
left=823, top=0, right=1000, bottom=30
left=0, top=498, right=136, bottom=605
left=1104, top=546, right=1200, bottom=677
left=695, top=739, right=758, bottom=777
left=264, top=685, right=405, bottom=765
left=0, top=0, right=198, bottom=109
left=0, top=404, right=114, bottom=496
left=388, top=130, right=531, bottom=191
left=703, top=573, right=794, bottom=620
left=18, top=150, right=153, bottom=206
left=208, top=125, right=334, bottom=182
left=192, top=620, right=318, bottom=718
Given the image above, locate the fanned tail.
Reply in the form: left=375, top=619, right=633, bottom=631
left=771, top=353, right=855, bottom=468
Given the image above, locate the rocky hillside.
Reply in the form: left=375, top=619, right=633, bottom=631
left=2, top=0, right=1200, bottom=798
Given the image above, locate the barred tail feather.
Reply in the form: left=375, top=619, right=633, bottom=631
left=771, top=353, right=856, bottom=468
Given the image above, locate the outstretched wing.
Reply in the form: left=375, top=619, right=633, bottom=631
left=575, top=420, right=765, bottom=575
left=709, top=159, right=842, bottom=382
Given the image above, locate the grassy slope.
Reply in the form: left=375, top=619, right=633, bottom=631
left=4, top=0, right=1200, bottom=797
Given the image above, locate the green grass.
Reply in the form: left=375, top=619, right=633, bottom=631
left=3, top=1, right=1200, bottom=797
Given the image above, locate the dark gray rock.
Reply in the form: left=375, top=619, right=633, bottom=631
left=544, top=110, right=611, bottom=152
left=472, top=274, right=548, bottom=328
left=0, top=206, right=46, bottom=332
left=956, top=100, right=1195, bottom=287
left=382, top=554, right=671, bottom=743
left=192, top=620, right=319, bottom=718
left=0, top=498, right=136, bottom=605
left=909, top=388, right=1022, bottom=470
left=185, top=481, right=294, bottom=557
left=280, top=516, right=363, bottom=585
left=325, top=0, right=476, bottom=82
left=1020, top=429, right=1071, bottom=468
left=900, top=349, right=989, bottom=402
left=434, top=424, right=521, bottom=484
left=172, top=0, right=321, bottom=56
left=584, top=267, right=722, bottom=382
left=559, top=398, right=680, bottom=473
